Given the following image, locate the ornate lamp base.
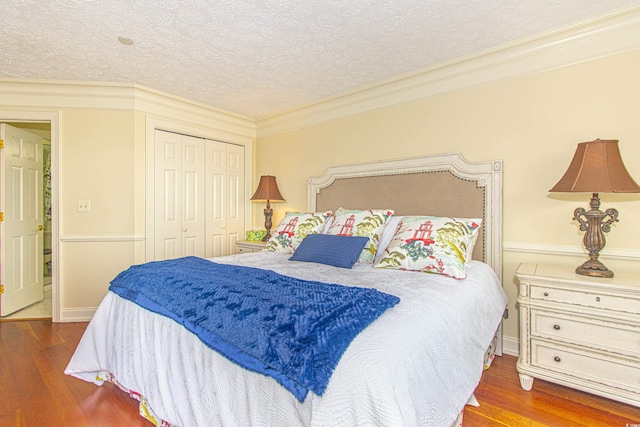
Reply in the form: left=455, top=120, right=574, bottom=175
left=262, top=202, right=273, bottom=242
left=573, top=193, right=617, bottom=279
left=575, top=257, right=613, bottom=278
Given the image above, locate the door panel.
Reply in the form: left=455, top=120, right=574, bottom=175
left=180, top=136, right=204, bottom=257
left=154, top=130, right=182, bottom=260
left=163, top=169, right=179, bottom=222
left=1, top=124, right=44, bottom=316
left=162, top=238, right=179, bottom=260
left=154, top=130, right=205, bottom=260
left=226, top=144, right=245, bottom=252
left=205, top=140, right=228, bottom=258
left=154, top=130, right=244, bottom=261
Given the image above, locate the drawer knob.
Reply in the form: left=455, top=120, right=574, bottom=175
left=554, top=356, right=561, bottom=363
left=596, top=296, right=601, bottom=302
left=543, top=292, right=549, bottom=297
left=553, top=324, right=561, bottom=330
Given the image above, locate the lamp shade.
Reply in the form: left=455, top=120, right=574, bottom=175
left=250, top=175, right=285, bottom=202
left=549, top=139, right=640, bottom=193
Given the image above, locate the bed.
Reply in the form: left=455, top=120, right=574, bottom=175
left=65, top=152, right=507, bottom=427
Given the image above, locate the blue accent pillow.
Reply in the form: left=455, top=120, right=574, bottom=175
left=289, top=234, right=370, bottom=269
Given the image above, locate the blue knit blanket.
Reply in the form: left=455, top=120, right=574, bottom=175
left=109, top=256, right=400, bottom=401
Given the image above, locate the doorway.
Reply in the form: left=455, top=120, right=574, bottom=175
left=0, top=122, right=50, bottom=319
left=0, top=111, right=58, bottom=321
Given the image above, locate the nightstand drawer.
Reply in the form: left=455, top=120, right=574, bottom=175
left=531, top=309, right=640, bottom=357
left=236, top=240, right=266, bottom=253
left=530, top=284, right=640, bottom=314
left=531, top=340, right=640, bottom=394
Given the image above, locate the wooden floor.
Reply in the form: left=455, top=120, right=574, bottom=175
left=1, top=320, right=639, bottom=426
left=464, top=354, right=640, bottom=426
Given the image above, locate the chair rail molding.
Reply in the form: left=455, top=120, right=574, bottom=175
left=60, top=233, right=145, bottom=242
left=503, top=241, right=640, bottom=261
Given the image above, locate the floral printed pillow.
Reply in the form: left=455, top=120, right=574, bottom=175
left=374, top=216, right=482, bottom=279
left=324, top=208, right=394, bottom=263
left=265, top=211, right=332, bottom=254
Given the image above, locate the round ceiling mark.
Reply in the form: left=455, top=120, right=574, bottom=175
left=118, top=36, right=134, bottom=46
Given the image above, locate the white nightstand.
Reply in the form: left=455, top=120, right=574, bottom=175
left=516, top=263, right=640, bottom=407
left=236, top=240, right=267, bottom=253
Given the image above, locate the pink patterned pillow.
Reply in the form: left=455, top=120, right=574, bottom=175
left=374, top=216, right=482, bottom=279
left=265, top=211, right=332, bottom=254
left=325, top=208, right=394, bottom=263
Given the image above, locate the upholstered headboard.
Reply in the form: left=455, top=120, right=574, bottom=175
left=307, top=153, right=503, bottom=280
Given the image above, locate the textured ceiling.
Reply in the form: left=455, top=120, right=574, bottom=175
left=0, top=1, right=637, bottom=119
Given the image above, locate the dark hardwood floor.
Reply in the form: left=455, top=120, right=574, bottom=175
left=1, top=319, right=639, bottom=426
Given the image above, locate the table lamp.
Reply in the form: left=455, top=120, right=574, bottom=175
left=549, top=139, right=640, bottom=278
left=250, top=175, right=285, bottom=241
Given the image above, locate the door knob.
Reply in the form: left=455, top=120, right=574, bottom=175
left=38, top=225, right=45, bottom=231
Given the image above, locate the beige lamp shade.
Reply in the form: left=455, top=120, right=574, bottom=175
left=549, top=139, right=640, bottom=193
left=250, top=175, right=285, bottom=202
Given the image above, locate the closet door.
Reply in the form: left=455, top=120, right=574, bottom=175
left=225, top=143, right=245, bottom=252
left=205, top=141, right=244, bottom=257
left=154, top=130, right=205, bottom=260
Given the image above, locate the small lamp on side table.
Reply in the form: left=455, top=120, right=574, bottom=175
left=549, top=139, right=640, bottom=278
left=250, top=175, right=285, bottom=242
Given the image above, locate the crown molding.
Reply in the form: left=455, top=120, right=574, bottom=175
left=0, top=79, right=256, bottom=138
left=257, top=6, right=640, bottom=137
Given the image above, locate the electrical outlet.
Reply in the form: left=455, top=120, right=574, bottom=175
left=77, top=200, right=91, bottom=212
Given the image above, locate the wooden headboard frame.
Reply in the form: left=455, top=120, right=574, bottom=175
left=308, top=153, right=503, bottom=281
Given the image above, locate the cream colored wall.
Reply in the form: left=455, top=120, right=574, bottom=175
left=134, top=111, right=148, bottom=262
left=1, top=82, right=255, bottom=320
left=62, top=109, right=136, bottom=235
left=60, top=108, right=142, bottom=309
left=255, top=49, right=640, bottom=349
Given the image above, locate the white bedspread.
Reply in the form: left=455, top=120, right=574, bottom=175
left=65, top=252, right=507, bottom=427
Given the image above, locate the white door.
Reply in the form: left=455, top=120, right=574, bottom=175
left=0, top=124, right=44, bottom=316
left=225, top=143, right=245, bottom=253
left=181, top=135, right=205, bottom=256
left=205, top=141, right=244, bottom=257
left=154, top=130, right=205, bottom=260
left=205, top=140, right=227, bottom=257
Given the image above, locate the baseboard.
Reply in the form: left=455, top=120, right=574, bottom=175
left=60, top=307, right=97, bottom=322
left=502, top=335, right=520, bottom=357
